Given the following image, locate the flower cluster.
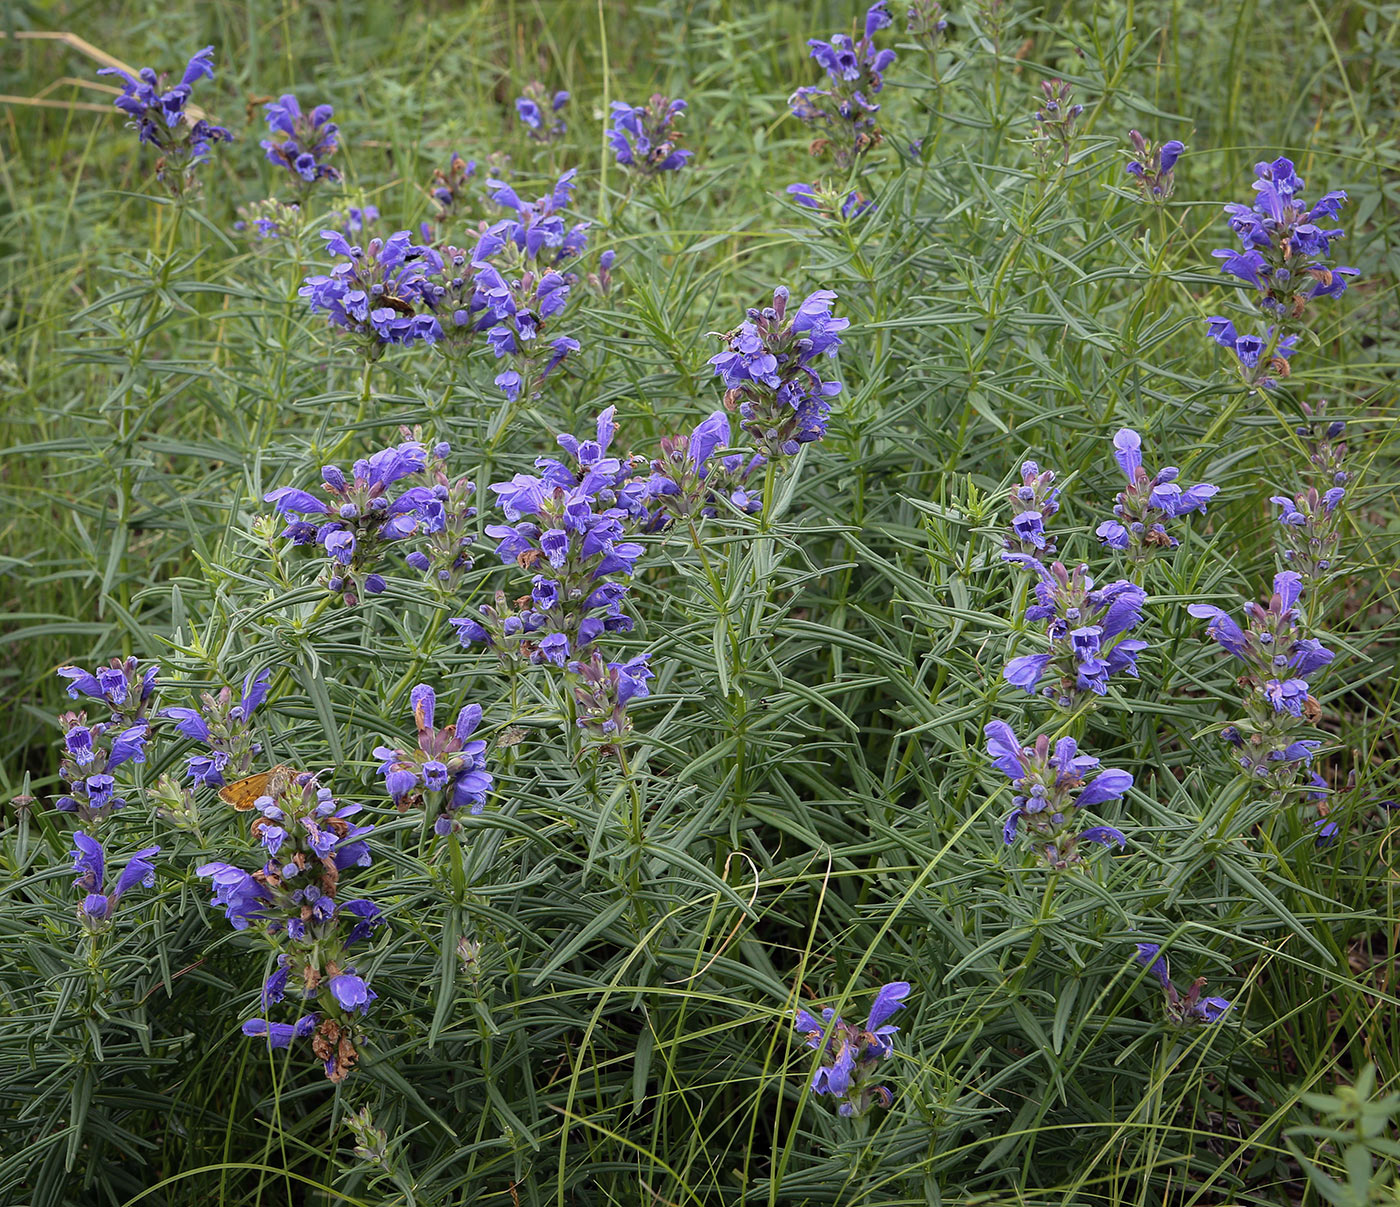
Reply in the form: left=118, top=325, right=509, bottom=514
left=1124, top=130, right=1184, bottom=201
left=59, top=657, right=160, bottom=727
left=99, top=46, right=232, bottom=196
left=789, top=2, right=896, bottom=168
left=160, top=669, right=271, bottom=788
left=71, top=832, right=160, bottom=929
left=234, top=198, right=302, bottom=242
left=1001, top=560, right=1148, bottom=707
left=1030, top=79, right=1084, bottom=167
left=1204, top=317, right=1298, bottom=390
left=985, top=722, right=1131, bottom=864
left=793, top=982, right=910, bottom=1117
left=642, top=411, right=764, bottom=529
left=54, top=660, right=158, bottom=826
left=454, top=408, right=645, bottom=668
left=402, top=443, right=477, bottom=589
left=608, top=95, right=693, bottom=176
left=905, top=0, right=949, bottom=52
left=1208, top=156, right=1356, bottom=386
left=516, top=82, right=569, bottom=141
left=710, top=287, right=849, bottom=458
left=54, top=712, right=148, bottom=825
left=1189, top=572, right=1333, bottom=723
left=373, top=684, right=492, bottom=835
left=1272, top=413, right=1350, bottom=585
left=487, top=170, right=590, bottom=268
left=466, top=171, right=590, bottom=397
left=300, top=230, right=444, bottom=355
left=1096, top=429, right=1218, bottom=557
left=1190, top=573, right=1335, bottom=796
left=1002, top=460, right=1061, bottom=560
left=265, top=440, right=433, bottom=603
left=197, top=768, right=382, bottom=1081
left=569, top=652, right=654, bottom=742
left=786, top=181, right=875, bottom=220
left=261, top=94, right=340, bottom=186
left=1133, top=944, right=1231, bottom=1024
left=1215, top=157, right=1357, bottom=318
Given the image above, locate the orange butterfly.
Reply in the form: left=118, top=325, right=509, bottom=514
left=218, top=764, right=302, bottom=811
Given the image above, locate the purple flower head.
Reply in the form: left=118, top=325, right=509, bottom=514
left=609, top=95, right=693, bottom=176
left=1134, top=943, right=1234, bottom=1025
left=710, top=287, right=847, bottom=459
left=375, top=683, right=493, bottom=827
left=1124, top=131, right=1185, bottom=201
left=986, top=723, right=1131, bottom=862
left=516, top=81, right=568, bottom=141
left=98, top=47, right=232, bottom=194
left=1099, top=429, right=1217, bottom=557
left=261, top=93, right=341, bottom=186
left=792, top=977, right=908, bottom=1117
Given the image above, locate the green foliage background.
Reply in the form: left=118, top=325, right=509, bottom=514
left=0, top=0, right=1397, bottom=1203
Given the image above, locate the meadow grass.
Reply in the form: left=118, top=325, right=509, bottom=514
left=0, top=0, right=1397, bottom=1203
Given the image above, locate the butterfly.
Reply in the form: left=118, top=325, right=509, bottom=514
left=218, top=764, right=302, bottom=811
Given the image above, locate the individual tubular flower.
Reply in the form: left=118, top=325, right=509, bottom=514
left=793, top=982, right=909, bottom=1118
left=264, top=441, right=433, bottom=604
left=515, top=82, right=569, bottom=141
left=587, top=249, right=616, bottom=297
left=786, top=181, right=875, bottom=220
left=1271, top=412, right=1350, bottom=585
left=1096, top=429, right=1218, bottom=557
left=1124, top=131, right=1184, bottom=202
left=1213, top=156, right=1357, bottom=323
left=58, top=657, right=160, bottom=727
left=71, top=832, right=160, bottom=928
left=1002, top=460, right=1061, bottom=560
left=453, top=408, right=647, bottom=666
left=1000, top=560, right=1148, bottom=707
left=608, top=95, right=692, bottom=176
left=710, top=286, right=849, bottom=458
left=372, top=684, right=492, bottom=836
left=98, top=46, right=232, bottom=196
left=261, top=94, right=340, bottom=186
left=985, top=722, right=1131, bottom=866
left=1204, top=316, right=1299, bottom=391
left=159, top=669, right=271, bottom=788
left=1030, top=79, right=1084, bottom=168
left=642, top=411, right=765, bottom=529
left=402, top=442, right=477, bottom=588
left=196, top=769, right=382, bottom=1082
left=1133, top=944, right=1232, bottom=1024
left=568, top=652, right=653, bottom=744
left=299, top=230, right=444, bottom=358
left=789, top=2, right=896, bottom=169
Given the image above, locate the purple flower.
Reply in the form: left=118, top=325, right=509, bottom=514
left=984, top=724, right=1131, bottom=862
left=260, top=93, right=340, bottom=185
left=609, top=95, right=692, bottom=175
left=327, top=970, right=376, bottom=1014
left=72, top=833, right=160, bottom=924
left=792, top=977, right=908, bottom=1117
left=98, top=47, right=232, bottom=193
